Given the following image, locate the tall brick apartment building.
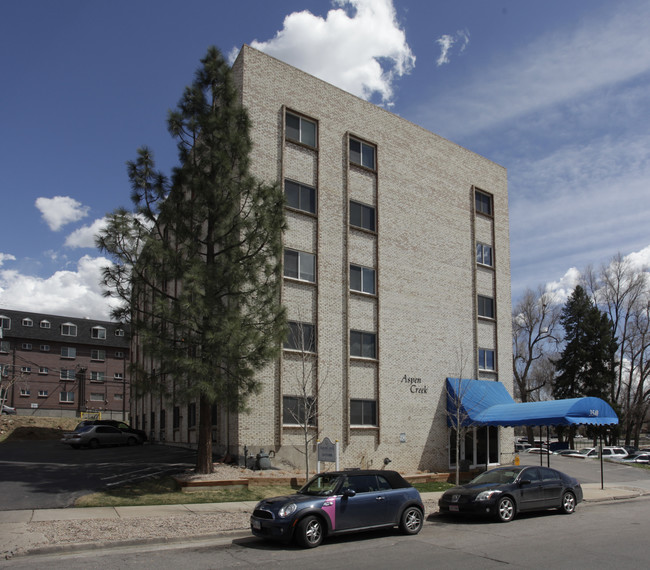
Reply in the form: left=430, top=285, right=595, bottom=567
left=0, top=309, right=129, bottom=420
left=131, top=45, right=513, bottom=472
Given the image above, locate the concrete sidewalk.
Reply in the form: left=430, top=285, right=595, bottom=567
left=2, top=484, right=648, bottom=559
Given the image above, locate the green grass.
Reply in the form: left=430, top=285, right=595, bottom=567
left=74, top=477, right=454, bottom=508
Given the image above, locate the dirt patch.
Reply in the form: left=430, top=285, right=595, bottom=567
left=0, top=415, right=79, bottom=442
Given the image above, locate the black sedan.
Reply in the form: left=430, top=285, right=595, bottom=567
left=250, top=469, right=424, bottom=548
left=438, top=465, right=583, bottom=523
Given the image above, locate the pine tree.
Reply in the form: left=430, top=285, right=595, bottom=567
left=97, top=47, right=287, bottom=474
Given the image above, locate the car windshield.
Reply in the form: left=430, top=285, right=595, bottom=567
left=299, top=474, right=342, bottom=496
left=469, top=469, right=521, bottom=485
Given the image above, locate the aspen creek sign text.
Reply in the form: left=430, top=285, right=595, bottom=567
left=401, top=375, right=428, bottom=394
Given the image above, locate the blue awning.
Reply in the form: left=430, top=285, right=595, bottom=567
left=446, top=378, right=619, bottom=427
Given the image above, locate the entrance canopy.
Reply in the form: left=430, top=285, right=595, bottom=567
left=446, top=378, right=619, bottom=427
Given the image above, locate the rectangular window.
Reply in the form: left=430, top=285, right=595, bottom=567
left=90, top=393, right=104, bottom=402
left=22, top=343, right=32, bottom=350
left=92, top=327, right=106, bottom=339
left=188, top=403, right=197, bottom=429
left=350, top=264, right=376, bottom=295
left=60, top=391, right=74, bottom=403
left=20, top=388, right=30, bottom=396
left=350, top=330, right=377, bottom=359
left=284, top=321, right=316, bottom=353
left=160, top=409, right=166, bottom=429
left=114, top=372, right=124, bottom=380
left=60, top=369, right=76, bottom=380
left=40, top=320, right=51, bottom=329
left=114, top=393, right=124, bottom=400
left=478, top=295, right=495, bottom=319
left=39, top=367, right=48, bottom=375
left=475, top=190, right=493, bottom=216
left=350, top=399, right=377, bottom=426
left=173, top=406, right=180, bottom=429
left=479, top=349, right=496, bottom=371
left=285, top=179, right=316, bottom=214
left=285, top=111, right=317, bottom=147
left=91, top=349, right=106, bottom=361
left=40, top=344, right=50, bottom=352
left=0, top=341, right=9, bottom=353
left=90, top=371, right=105, bottom=382
left=0, top=316, right=10, bottom=329
left=22, top=318, right=33, bottom=327
left=61, top=323, right=77, bottom=336
left=476, top=243, right=493, bottom=267
left=38, top=390, right=48, bottom=397
left=350, top=201, right=376, bottom=232
left=115, top=351, right=125, bottom=359
left=284, top=249, right=316, bottom=282
left=20, top=367, right=31, bottom=374
left=61, top=347, right=76, bottom=358
left=283, top=395, right=316, bottom=426
left=115, top=329, right=125, bottom=337
left=350, top=138, right=376, bottom=170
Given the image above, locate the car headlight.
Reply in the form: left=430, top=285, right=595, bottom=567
left=278, top=503, right=297, bottom=518
left=475, top=490, right=502, bottom=502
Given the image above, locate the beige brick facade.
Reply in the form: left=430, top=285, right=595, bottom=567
left=133, top=45, right=513, bottom=473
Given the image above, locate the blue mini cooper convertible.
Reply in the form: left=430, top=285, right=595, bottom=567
left=250, top=469, right=425, bottom=548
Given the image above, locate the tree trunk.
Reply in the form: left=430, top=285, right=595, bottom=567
left=196, top=394, right=214, bottom=474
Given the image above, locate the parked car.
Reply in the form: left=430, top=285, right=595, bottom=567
left=553, top=449, right=579, bottom=456
left=524, top=447, right=551, bottom=455
left=250, top=469, right=424, bottom=548
left=622, top=445, right=638, bottom=455
left=438, top=465, right=583, bottom=523
left=619, top=453, right=650, bottom=464
left=601, top=446, right=628, bottom=459
left=61, top=424, right=140, bottom=449
left=570, top=447, right=599, bottom=458
left=1, top=404, right=16, bottom=415
left=515, top=443, right=532, bottom=452
left=75, top=419, right=147, bottom=443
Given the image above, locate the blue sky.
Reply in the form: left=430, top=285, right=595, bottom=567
left=1, top=0, right=649, bottom=320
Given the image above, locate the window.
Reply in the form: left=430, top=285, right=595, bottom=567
left=38, top=390, right=48, bottom=397
left=60, top=391, right=74, bottom=403
left=478, top=295, right=495, bottom=319
left=350, top=264, right=376, bottom=295
left=61, top=323, right=77, bottom=336
left=350, top=399, right=377, bottom=426
left=350, top=330, right=377, bottom=359
left=60, top=369, right=75, bottom=380
left=40, top=344, right=50, bottom=352
left=38, top=367, right=48, bottom=375
left=61, top=347, right=76, bottom=358
left=283, top=395, right=316, bottom=426
left=284, top=249, right=316, bottom=282
left=20, top=366, right=31, bottom=373
left=91, top=326, right=106, bottom=340
left=475, top=190, right=492, bottom=216
left=350, top=138, right=376, bottom=170
left=114, top=372, right=124, bottom=380
left=350, top=201, right=376, bottom=232
left=90, top=393, right=104, bottom=402
left=479, top=349, right=495, bottom=371
left=114, top=393, right=124, bottom=400
left=22, top=343, right=32, bottom=350
left=0, top=316, right=10, bottom=329
left=285, top=111, right=317, bottom=147
left=40, top=320, right=51, bottom=329
left=284, top=321, right=316, bottom=353
left=115, top=351, right=125, bottom=359
left=476, top=243, right=493, bottom=267
left=90, top=371, right=105, bottom=382
left=91, top=349, right=106, bottom=361
left=285, top=180, right=316, bottom=214
left=173, top=406, right=180, bottom=429
left=115, top=329, right=125, bottom=337
left=22, top=318, right=33, bottom=327
left=20, top=388, right=31, bottom=396
left=188, top=403, right=197, bottom=429
left=0, top=341, right=9, bottom=353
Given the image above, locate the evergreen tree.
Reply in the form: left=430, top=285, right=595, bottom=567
left=97, top=47, right=287, bottom=474
left=554, top=285, right=618, bottom=402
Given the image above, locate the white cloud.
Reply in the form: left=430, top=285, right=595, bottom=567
left=244, top=0, right=414, bottom=104
left=624, top=245, right=650, bottom=273
left=35, top=196, right=90, bottom=232
left=0, top=255, right=118, bottom=320
left=545, top=267, right=582, bottom=305
left=65, top=218, right=109, bottom=248
left=0, top=253, right=16, bottom=267
left=435, top=29, right=469, bottom=66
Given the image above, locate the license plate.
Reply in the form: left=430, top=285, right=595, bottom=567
left=449, top=505, right=459, bottom=512
left=252, top=520, right=261, bottom=530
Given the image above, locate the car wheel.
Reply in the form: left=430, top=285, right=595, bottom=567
left=400, top=506, right=423, bottom=535
left=127, top=436, right=137, bottom=446
left=295, top=515, right=324, bottom=548
left=496, top=496, right=515, bottom=523
left=88, top=439, right=100, bottom=449
left=560, top=491, right=576, bottom=514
